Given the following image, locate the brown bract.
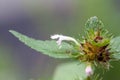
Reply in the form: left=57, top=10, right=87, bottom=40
left=80, top=31, right=111, bottom=64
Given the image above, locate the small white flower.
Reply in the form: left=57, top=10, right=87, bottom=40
left=85, top=64, right=93, bottom=76
left=50, top=34, right=80, bottom=46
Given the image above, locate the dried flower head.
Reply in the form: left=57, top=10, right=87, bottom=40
left=51, top=16, right=114, bottom=77
left=51, top=17, right=112, bottom=69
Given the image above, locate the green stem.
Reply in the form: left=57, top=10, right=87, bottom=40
left=87, top=76, right=91, bottom=80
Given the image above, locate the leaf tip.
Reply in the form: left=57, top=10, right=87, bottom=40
left=9, top=30, right=20, bottom=38
left=9, top=30, right=15, bottom=34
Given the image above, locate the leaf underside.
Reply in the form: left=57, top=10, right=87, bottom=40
left=53, top=62, right=87, bottom=80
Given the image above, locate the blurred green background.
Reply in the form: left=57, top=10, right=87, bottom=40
left=0, top=0, right=120, bottom=80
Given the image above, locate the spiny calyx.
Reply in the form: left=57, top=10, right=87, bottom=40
left=80, top=28, right=111, bottom=66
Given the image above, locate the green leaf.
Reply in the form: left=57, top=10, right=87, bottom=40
left=85, top=16, right=104, bottom=30
left=9, top=30, right=76, bottom=58
left=110, top=36, right=120, bottom=52
left=110, top=36, right=120, bottom=59
left=111, top=54, right=120, bottom=60
left=53, top=62, right=87, bottom=80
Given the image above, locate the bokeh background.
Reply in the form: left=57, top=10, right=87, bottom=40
left=1, top=0, right=120, bottom=80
